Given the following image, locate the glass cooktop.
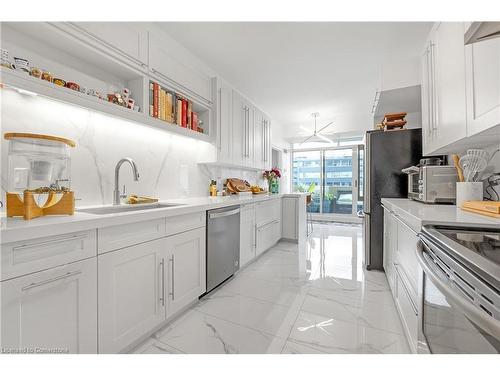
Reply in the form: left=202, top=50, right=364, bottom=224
left=440, top=228, right=500, bottom=267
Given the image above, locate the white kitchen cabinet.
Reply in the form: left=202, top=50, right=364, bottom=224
left=1, top=258, right=97, bottom=354
left=254, top=108, right=265, bottom=170
left=240, top=204, right=256, bottom=267
left=281, top=195, right=307, bottom=242
left=282, top=197, right=298, bottom=240
left=465, top=37, right=500, bottom=136
left=394, top=266, right=418, bottom=354
left=421, top=22, right=467, bottom=155
left=97, top=238, right=166, bottom=353
left=165, top=227, right=206, bottom=317
left=395, top=216, right=419, bottom=298
left=149, top=35, right=212, bottom=103
left=382, top=205, right=419, bottom=353
left=1, top=230, right=96, bottom=281
left=69, top=22, right=148, bottom=68
left=255, top=198, right=281, bottom=227
left=98, top=218, right=166, bottom=254
left=256, top=219, right=280, bottom=257
left=263, top=113, right=272, bottom=170
left=231, top=90, right=246, bottom=166
left=382, top=207, right=397, bottom=292
left=216, top=79, right=233, bottom=164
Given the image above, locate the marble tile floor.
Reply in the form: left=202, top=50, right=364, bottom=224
left=131, top=223, right=410, bottom=354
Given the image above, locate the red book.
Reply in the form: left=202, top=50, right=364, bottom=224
left=191, top=112, right=198, bottom=131
left=153, top=82, right=159, bottom=118
left=181, top=99, right=188, bottom=127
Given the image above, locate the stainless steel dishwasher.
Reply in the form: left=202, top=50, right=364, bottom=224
left=206, top=205, right=240, bottom=292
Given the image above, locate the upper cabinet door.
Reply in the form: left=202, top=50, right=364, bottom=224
left=231, top=90, right=246, bottom=166
left=217, top=81, right=233, bottom=163
left=149, top=35, right=212, bottom=104
left=70, top=22, right=148, bottom=68
left=465, top=37, right=500, bottom=136
left=244, top=104, right=255, bottom=168
left=254, top=108, right=265, bottom=169
left=433, top=22, right=467, bottom=150
left=421, top=41, right=433, bottom=155
left=264, top=115, right=272, bottom=170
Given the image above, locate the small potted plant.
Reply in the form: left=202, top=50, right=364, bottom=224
left=263, top=168, right=281, bottom=194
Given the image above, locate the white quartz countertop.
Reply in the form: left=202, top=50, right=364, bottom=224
left=381, top=198, right=499, bottom=231
left=1, top=193, right=302, bottom=244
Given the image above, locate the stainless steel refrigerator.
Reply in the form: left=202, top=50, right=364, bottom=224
left=362, top=128, right=422, bottom=270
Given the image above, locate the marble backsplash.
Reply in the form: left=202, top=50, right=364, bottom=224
left=0, top=89, right=267, bottom=208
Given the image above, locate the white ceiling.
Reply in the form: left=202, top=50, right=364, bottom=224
left=159, top=22, right=432, bottom=140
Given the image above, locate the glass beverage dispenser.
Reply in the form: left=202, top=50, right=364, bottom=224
left=4, top=132, right=75, bottom=220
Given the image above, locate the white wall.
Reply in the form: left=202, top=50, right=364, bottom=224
left=0, top=89, right=265, bottom=208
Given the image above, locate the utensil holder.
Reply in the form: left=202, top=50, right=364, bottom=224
left=456, top=182, right=483, bottom=208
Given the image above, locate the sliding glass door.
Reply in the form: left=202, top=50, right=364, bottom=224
left=292, top=145, right=364, bottom=219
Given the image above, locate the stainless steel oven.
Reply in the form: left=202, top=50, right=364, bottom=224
left=416, top=226, right=500, bottom=354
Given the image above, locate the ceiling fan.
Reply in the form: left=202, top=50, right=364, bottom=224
left=299, top=112, right=334, bottom=144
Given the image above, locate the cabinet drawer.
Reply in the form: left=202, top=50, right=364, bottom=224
left=98, top=219, right=166, bottom=254
left=395, top=216, right=419, bottom=295
left=256, top=220, right=280, bottom=256
left=1, top=230, right=97, bottom=281
left=395, top=267, right=418, bottom=353
left=165, top=212, right=205, bottom=236
left=256, top=199, right=280, bottom=227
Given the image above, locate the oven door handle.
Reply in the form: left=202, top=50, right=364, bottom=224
left=416, top=243, right=500, bottom=340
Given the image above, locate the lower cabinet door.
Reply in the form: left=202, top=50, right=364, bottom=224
left=98, top=239, right=167, bottom=353
left=1, top=258, right=97, bottom=354
left=166, top=227, right=206, bottom=317
left=395, top=267, right=418, bottom=353
left=240, top=204, right=256, bottom=267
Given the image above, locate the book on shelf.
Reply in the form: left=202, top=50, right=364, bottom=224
left=159, top=89, right=164, bottom=121
left=153, top=82, right=159, bottom=118
left=149, top=80, right=201, bottom=131
left=192, top=112, right=198, bottom=131
left=181, top=98, right=188, bottom=127
left=176, top=98, right=182, bottom=125
left=149, top=82, right=154, bottom=117
left=166, top=92, right=173, bottom=123
left=187, top=101, right=192, bottom=129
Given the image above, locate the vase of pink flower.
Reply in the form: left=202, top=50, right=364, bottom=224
left=263, top=168, right=281, bottom=194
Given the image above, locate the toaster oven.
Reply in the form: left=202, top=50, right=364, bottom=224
left=402, top=165, right=458, bottom=204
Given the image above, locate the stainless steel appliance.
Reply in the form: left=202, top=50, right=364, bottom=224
left=402, top=164, right=458, bottom=204
left=206, top=205, right=240, bottom=292
left=362, top=128, right=422, bottom=270
left=417, top=225, right=500, bottom=354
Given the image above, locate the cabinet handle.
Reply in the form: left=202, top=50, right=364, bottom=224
left=160, top=258, right=165, bottom=306
left=169, top=255, right=175, bottom=300
left=430, top=42, right=438, bottom=132
left=13, top=234, right=87, bottom=251
left=245, top=107, right=250, bottom=157
left=21, top=270, right=82, bottom=291
left=242, top=106, right=247, bottom=158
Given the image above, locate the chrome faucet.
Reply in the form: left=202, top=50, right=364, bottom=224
left=113, top=157, right=140, bottom=205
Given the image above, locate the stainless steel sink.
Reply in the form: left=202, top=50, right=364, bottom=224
left=77, top=203, right=184, bottom=215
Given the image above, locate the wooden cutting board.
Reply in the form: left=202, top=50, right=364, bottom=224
left=462, top=201, right=500, bottom=214
left=461, top=207, right=500, bottom=219
left=226, top=178, right=251, bottom=194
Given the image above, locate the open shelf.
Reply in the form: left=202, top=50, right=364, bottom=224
left=1, top=23, right=213, bottom=143
left=1, top=68, right=212, bottom=142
